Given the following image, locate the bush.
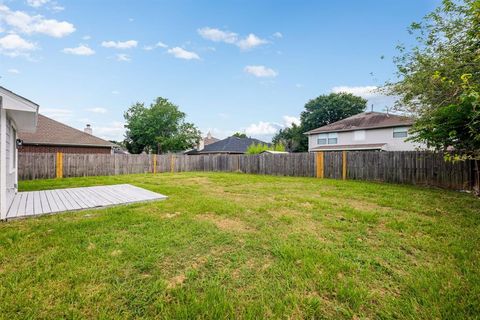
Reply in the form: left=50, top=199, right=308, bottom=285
left=246, top=142, right=286, bottom=155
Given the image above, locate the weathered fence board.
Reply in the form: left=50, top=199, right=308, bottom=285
left=18, top=151, right=475, bottom=191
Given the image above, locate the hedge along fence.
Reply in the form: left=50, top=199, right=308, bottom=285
left=18, top=151, right=477, bottom=191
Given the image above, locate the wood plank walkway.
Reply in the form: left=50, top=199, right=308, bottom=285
left=6, top=184, right=167, bottom=220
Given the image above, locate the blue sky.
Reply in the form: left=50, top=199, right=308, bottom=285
left=0, top=0, right=438, bottom=142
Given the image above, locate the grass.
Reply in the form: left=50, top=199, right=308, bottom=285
left=1, top=172, right=479, bottom=319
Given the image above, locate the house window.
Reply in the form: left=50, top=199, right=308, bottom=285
left=354, top=130, right=366, bottom=141
left=393, top=127, right=408, bottom=138
left=317, top=133, right=338, bottom=145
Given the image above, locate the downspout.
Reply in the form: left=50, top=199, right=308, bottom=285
left=0, top=96, right=6, bottom=220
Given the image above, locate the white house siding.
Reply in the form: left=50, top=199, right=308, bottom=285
left=5, top=117, right=17, bottom=207
left=308, top=126, right=423, bottom=151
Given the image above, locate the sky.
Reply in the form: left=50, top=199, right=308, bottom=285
left=0, top=0, right=439, bottom=142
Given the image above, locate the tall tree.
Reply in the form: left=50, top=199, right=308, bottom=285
left=124, top=97, right=201, bottom=154
left=273, top=93, right=367, bottom=152
left=388, top=0, right=479, bottom=193
left=232, top=132, right=247, bottom=138
left=300, top=93, right=367, bottom=133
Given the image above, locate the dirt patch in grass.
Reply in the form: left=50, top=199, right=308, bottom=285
left=166, top=274, right=186, bottom=289
left=197, top=213, right=253, bottom=233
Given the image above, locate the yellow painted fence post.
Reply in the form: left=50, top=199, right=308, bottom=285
left=153, top=154, right=157, bottom=174
left=342, top=151, right=347, bottom=180
left=56, top=152, right=63, bottom=179
left=316, top=152, right=324, bottom=178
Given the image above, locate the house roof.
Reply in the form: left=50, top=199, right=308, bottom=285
left=19, top=114, right=116, bottom=148
left=310, top=143, right=386, bottom=151
left=203, top=133, right=220, bottom=146
left=305, top=112, right=414, bottom=135
left=0, top=86, right=39, bottom=108
left=198, top=136, right=270, bottom=154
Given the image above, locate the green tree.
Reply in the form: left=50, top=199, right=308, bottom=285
left=232, top=132, right=248, bottom=138
left=388, top=0, right=479, bottom=193
left=246, top=142, right=286, bottom=155
left=273, top=93, right=367, bottom=152
left=124, top=97, right=201, bottom=154
left=272, top=124, right=304, bottom=152
left=389, top=0, right=479, bottom=116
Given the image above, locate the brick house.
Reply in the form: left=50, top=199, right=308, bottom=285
left=18, top=114, right=116, bottom=154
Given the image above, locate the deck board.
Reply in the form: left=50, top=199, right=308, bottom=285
left=6, top=184, right=167, bottom=220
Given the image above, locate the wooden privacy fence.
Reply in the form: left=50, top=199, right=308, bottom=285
left=18, top=151, right=477, bottom=191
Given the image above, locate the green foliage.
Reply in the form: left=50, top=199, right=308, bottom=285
left=124, top=97, right=201, bottom=154
left=273, top=93, right=367, bottom=152
left=389, top=0, right=480, bottom=158
left=232, top=132, right=247, bottom=138
left=410, top=77, right=480, bottom=156
left=273, top=124, right=305, bottom=152
left=246, top=142, right=286, bottom=154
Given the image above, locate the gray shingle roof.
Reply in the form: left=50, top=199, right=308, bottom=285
left=19, top=114, right=115, bottom=148
left=198, top=136, right=271, bottom=154
left=305, top=112, right=413, bottom=135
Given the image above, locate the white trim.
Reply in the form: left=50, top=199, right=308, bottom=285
left=9, top=122, right=17, bottom=174
left=0, top=108, right=7, bottom=219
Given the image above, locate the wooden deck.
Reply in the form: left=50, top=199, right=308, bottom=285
left=6, top=184, right=167, bottom=219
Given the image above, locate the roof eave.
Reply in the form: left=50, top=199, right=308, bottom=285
left=22, top=141, right=114, bottom=148
left=305, top=123, right=413, bottom=135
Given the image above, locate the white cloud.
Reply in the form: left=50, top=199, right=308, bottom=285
left=94, top=121, right=125, bottom=141
left=167, top=47, right=200, bottom=60
left=198, top=27, right=268, bottom=50
left=7, top=68, right=20, bottom=74
left=245, top=121, right=282, bottom=136
left=283, top=115, right=300, bottom=127
left=86, top=107, right=107, bottom=114
left=243, top=115, right=301, bottom=141
left=51, top=5, right=65, bottom=12
left=273, top=32, right=283, bottom=38
left=26, top=0, right=50, bottom=8
left=143, top=41, right=168, bottom=51
left=116, top=53, right=131, bottom=62
left=332, top=85, right=379, bottom=98
left=0, top=4, right=75, bottom=38
left=236, top=33, right=268, bottom=50
left=82, top=35, right=91, bottom=40
left=101, top=40, right=137, bottom=49
left=0, top=34, right=36, bottom=56
left=155, top=41, right=168, bottom=48
left=41, top=108, right=73, bottom=122
left=331, top=85, right=398, bottom=111
left=62, top=44, right=95, bottom=56
left=244, top=65, right=278, bottom=78
left=197, top=27, right=238, bottom=44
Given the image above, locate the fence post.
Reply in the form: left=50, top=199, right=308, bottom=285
left=316, top=152, right=324, bottom=178
left=342, top=151, right=347, bottom=180
left=56, top=152, right=63, bottom=179
left=170, top=154, right=175, bottom=173
left=153, top=154, right=157, bottom=174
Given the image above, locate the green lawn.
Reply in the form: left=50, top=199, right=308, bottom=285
left=1, top=173, right=479, bottom=319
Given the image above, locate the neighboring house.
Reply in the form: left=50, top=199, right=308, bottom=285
left=305, top=111, right=423, bottom=152
left=197, top=131, right=220, bottom=151
left=0, top=86, right=39, bottom=219
left=18, top=114, right=116, bottom=154
left=197, top=136, right=271, bottom=154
